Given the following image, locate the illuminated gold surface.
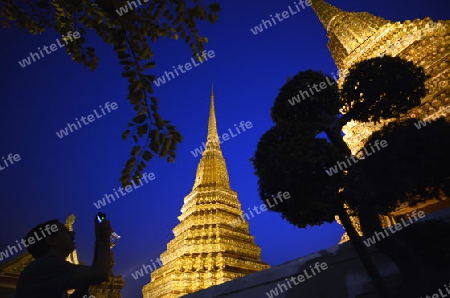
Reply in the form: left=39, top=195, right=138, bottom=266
left=142, top=87, right=269, bottom=298
left=65, top=214, right=80, bottom=265
left=311, top=0, right=449, bottom=153
left=311, top=0, right=450, bottom=241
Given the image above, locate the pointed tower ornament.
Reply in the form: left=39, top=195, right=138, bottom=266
left=310, top=0, right=391, bottom=72
left=142, top=87, right=269, bottom=298
left=310, top=0, right=449, bottom=152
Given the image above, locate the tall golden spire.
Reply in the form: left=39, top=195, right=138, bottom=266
left=310, top=0, right=391, bottom=70
left=310, top=0, right=343, bottom=31
left=191, top=85, right=231, bottom=190
left=142, top=86, right=269, bottom=298
left=207, top=84, right=219, bottom=145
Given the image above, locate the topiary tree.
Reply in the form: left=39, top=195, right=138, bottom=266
left=347, top=117, right=450, bottom=295
left=252, top=55, right=446, bottom=296
left=253, top=68, right=391, bottom=296
left=340, top=56, right=449, bottom=295
left=340, top=55, right=427, bottom=123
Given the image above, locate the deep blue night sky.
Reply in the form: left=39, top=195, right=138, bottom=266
left=0, top=0, right=448, bottom=296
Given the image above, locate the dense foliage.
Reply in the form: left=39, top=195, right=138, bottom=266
left=350, top=118, right=450, bottom=214
left=340, top=56, right=428, bottom=123
left=252, top=55, right=449, bottom=295
left=0, top=0, right=221, bottom=186
left=252, top=56, right=442, bottom=228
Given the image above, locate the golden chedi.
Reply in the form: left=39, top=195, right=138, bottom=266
left=310, top=0, right=450, bottom=242
left=142, top=87, right=269, bottom=298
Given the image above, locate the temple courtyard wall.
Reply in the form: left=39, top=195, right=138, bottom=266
left=185, top=207, right=450, bottom=298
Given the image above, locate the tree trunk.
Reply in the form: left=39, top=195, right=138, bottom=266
left=337, top=205, right=392, bottom=297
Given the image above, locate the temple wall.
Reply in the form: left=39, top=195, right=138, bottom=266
left=185, top=208, right=450, bottom=298
left=184, top=242, right=399, bottom=298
